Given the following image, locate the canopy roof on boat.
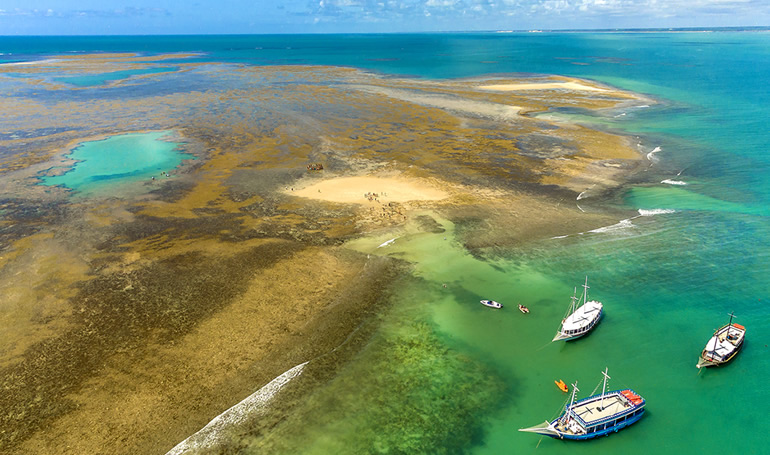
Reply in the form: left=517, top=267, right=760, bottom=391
left=705, top=336, right=734, bottom=356
left=562, top=300, right=602, bottom=331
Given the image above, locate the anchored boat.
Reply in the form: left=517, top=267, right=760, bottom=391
left=480, top=299, right=503, bottom=309
left=520, top=368, right=645, bottom=440
left=553, top=276, right=603, bottom=342
left=697, top=312, right=746, bottom=368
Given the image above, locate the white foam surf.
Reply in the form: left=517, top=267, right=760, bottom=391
left=576, top=184, right=595, bottom=200
left=0, top=58, right=60, bottom=66
left=661, top=179, right=687, bottom=185
left=588, top=218, right=634, bottom=234
left=646, top=146, right=662, bottom=161
left=638, top=209, right=676, bottom=216
left=377, top=237, right=398, bottom=248
left=166, top=361, right=308, bottom=455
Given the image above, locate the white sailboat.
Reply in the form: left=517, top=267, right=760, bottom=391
left=552, top=276, right=603, bottom=342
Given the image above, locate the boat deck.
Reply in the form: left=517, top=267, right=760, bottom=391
left=570, top=393, right=635, bottom=426
left=562, top=301, right=602, bottom=331
left=704, top=324, right=745, bottom=358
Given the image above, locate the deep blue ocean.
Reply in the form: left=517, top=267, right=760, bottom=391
left=2, top=32, right=769, bottom=454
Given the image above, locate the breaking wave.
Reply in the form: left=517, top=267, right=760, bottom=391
left=588, top=218, right=635, bottom=234
left=646, top=146, right=662, bottom=161
left=638, top=209, right=676, bottom=216
left=166, top=361, right=308, bottom=455
left=377, top=237, right=398, bottom=248
left=661, top=179, right=687, bottom=185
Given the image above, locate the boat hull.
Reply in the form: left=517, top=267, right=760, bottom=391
left=480, top=300, right=502, bottom=309
left=547, top=410, right=645, bottom=440
left=520, top=388, right=646, bottom=441
left=697, top=338, right=744, bottom=368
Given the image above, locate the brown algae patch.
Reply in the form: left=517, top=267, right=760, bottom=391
left=14, top=248, right=400, bottom=455
left=0, top=55, right=653, bottom=454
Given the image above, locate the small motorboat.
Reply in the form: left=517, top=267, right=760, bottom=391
left=518, top=304, right=530, bottom=314
left=480, top=300, right=503, bottom=309
left=555, top=379, right=568, bottom=393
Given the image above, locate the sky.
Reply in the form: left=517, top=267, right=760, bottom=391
left=0, top=0, right=768, bottom=35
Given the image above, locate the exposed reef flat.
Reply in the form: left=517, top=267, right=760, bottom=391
left=0, top=53, right=650, bottom=454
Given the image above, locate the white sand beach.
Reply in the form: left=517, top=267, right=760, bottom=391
left=479, top=81, right=608, bottom=92
left=289, top=176, right=449, bottom=204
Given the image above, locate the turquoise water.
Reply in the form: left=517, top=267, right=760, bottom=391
left=4, top=33, right=770, bottom=453
left=40, top=131, right=194, bottom=195
left=54, top=67, right=179, bottom=87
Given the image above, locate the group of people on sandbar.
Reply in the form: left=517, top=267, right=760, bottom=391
left=307, top=163, right=324, bottom=171
left=364, top=191, right=387, bottom=202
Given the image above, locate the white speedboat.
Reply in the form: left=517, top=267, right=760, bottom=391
left=553, top=276, right=603, bottom=342
left=480, top=299, right=503, bottom=309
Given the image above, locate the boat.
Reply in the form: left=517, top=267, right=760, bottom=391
left=518, top=304, right=530, bottom=314
left=480, top=299, right=503, bottom=309
left=697, top=312, right=746, bottom=369
left=555, top=379, right=568, bottom=393
left=552, top=276, right=603, bottom=342
left=520, top=368, right=646, bottom=440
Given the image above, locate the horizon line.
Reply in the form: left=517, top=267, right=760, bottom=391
left=2, top=25, right=770, bottom=38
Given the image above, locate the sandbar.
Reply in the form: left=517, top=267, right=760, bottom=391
left=479, top=81, right=608, bottom=92
left=289, top=176, right=449, bottom=204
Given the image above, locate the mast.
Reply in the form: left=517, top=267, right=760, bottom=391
left=600, top=368, right=611, bottom=410
left=563, top=380, right=579, bottom=425
left=726, top=311, right=736, bottom=337
left=582, top=276, right=590, bottom=306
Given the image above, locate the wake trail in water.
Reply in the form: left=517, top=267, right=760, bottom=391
left=661, top=179, right=687, bottom=185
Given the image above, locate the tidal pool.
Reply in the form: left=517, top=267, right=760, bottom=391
left=55, top=67, right=179, bottom=87
left=41, top=131, right=194, bottom=195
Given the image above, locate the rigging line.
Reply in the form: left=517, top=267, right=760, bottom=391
left=612, top=375, right=635, bottom=391
left=590, top=381, right=602, bottom=397
left=549, top=393, right=572, bottom=423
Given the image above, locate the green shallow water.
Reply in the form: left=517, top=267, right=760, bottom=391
left=241, top=211, right=768, bottom=455
left=40, top=131, right=194, bottom=195
left=6, top=33, right=770, bottom=454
